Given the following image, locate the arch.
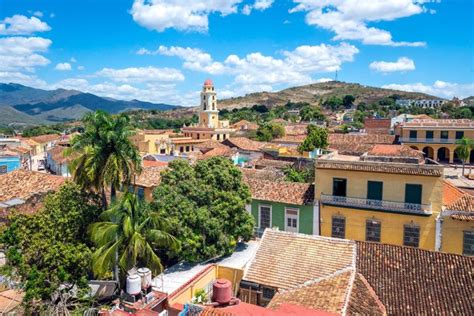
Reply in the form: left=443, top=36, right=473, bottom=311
left=453, top=150, right=461, bottom=163
left=410, top=146, right=419, bottom=150
left=437, top=147, right=450, bottom=163
left=422, top=146, right=434, bottom=159
left=470, top=149, right=474, bottom=165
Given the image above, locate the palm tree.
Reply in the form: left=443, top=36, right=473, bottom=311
left=455, top=137, right=473, bottom=177
left=89, top=192, right=179, bottom=282
left=67, top=111, right=142, bottom=208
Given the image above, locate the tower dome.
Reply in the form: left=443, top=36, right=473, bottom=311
left=203, top=79, right=213, bottom=86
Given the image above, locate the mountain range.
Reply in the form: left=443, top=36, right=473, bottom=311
left=0, top=83, right=179, bottom=126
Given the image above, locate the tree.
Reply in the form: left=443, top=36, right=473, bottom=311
left=298, top=125, right=329, bottom=153
left=343, top=95, right=355, bottom=108
left=300, top=105, right=326, bottom=122
left=89, top=192, right=178, bottom=281
left=455, top=137, right=473, bottom=176
left=68, top=110, right=142, bottom=208
left=283, top=165, right=314, bottom=183
left=256, top=122, right=285, bottom=141
left=0, top=183, right=101, bottom=311
left=150, top=157, right=254, bottom=262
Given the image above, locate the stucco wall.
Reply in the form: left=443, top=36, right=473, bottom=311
left=441, top=217, right=474, bottom=255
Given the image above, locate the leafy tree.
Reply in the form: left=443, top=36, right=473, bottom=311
left=89, top=192, right=178, bottom=281
left=323, top=96, right=344, bottom=111
left=1, top=183, right=101, bottom=311
left=298, top=125, right=329, bottom=153
left=343, top=95, right=355, bottom=108
left=455, top=137, right=473, bottom=176
left=256, top=122, right=285, bottom=141
left=283, top=166, right=314, bottom=183
left=300, top=105, right=326, bottom=122
left=68, top=110, right=142, bottom=207
left=150, top=157, right=254, bottom=262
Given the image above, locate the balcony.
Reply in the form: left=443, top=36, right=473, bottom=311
left=399, top=137, right=458, bottom=144
left=320, top=194, right=432, bottom=215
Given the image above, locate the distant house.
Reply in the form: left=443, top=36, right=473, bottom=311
left=222, top=137, right=266, bottom=165
left=0, top=169, right=65, bottom=221
left=396, top=99, right=446, bottom=108
left=130, top=166, right=167, bottom=201
left=46, top=146, right=75, bottom=177
left=243, top=177, right=316, bottom=236
left=230, top=120, right=258, bottom=131
left=28, top=134, right=61, bottom=155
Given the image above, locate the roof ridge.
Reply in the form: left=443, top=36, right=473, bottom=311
left=354, top=273, right=387, bottom=315
left=264, top=228, right=356, bottom=245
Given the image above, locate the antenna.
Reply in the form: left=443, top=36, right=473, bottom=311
left=335, top=70, right=338, bottom=81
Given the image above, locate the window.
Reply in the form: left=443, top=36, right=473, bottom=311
left=137, top=187, right=145, bottom=200
left=179, top=146, right=184, bottom=153
left=259, top=205, right=271, bottom=229
left=440, top=131, right=449, bottom=139
left=217, top=134, right=220, bottom=141
left=160, top=148, right=166, bottom=154
left=409, top=130, right=417, bottom=139
left=261, top=287, right=275, bottom=300
left=426, top=131, right=434, bottom=139
left=405, top=184, right=422, bottom=205
left=367, top=181, right=383, bottom=201
left=463, top=231, right=474, bottom=256
left=366, top=220, right=381, bottom=242
left=285, top=208, right=298, bottom=233
left=185, top=146, right=190, bottom=152
left=403, top=224, right=420, bottom=247
left=332, top=216, right=345, bottom=239
left=456, top=131, right=464, bottom=140
left=333, top=178, right=347, bottom=197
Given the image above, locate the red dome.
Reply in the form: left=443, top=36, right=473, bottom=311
left=203, top=79, right=213, bottom=86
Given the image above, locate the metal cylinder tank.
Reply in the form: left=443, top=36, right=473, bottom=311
left=126, top=274, right=142, bottom=295
left=211, top=279, right=232, bottom=305
left=137, top=267, right=152, bottom=289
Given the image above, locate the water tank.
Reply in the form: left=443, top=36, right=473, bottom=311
left=137, top=267, right=152, bottom=289
left=211, top=279, right=232, bottom=305
left=126, top=274, right=142, bottom=295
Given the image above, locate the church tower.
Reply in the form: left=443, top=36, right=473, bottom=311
left=199, top=79, right=219, bottom=128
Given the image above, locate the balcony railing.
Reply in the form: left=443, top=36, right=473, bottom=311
left=320, top=194, right=432, bottom=215
left=399, top=137, right=458, bottom=144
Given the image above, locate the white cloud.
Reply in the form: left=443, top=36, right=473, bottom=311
left=77, top=65, right=85, bottom=70
left=95, top=66, right=185, bottom=83
left=290, top=0, right=431, bottom=46
left=369, top=57, right=415, bottom=73
left=242, top=0, right=273, bottom=15
left=0, top=71, right=47, bottom=87
left=55, top=62, right=72, bottom=71
left=130, top=0, right=242, bottom=32
left=151, top=43, right=358, bottom=93
left=0, top=37, right=52, bottom=71
left=382, top=81, right=474, bottom=99
left=70, top=57, right=77, bottom=63
left=33, top=11, right=44, bottom=18
left=0, top=15, right=51, bottom=35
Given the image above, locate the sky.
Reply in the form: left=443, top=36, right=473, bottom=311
left=0, top=0, right=473, bottom=106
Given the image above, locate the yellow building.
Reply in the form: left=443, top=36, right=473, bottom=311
left=398, top=119, right=474, bottom=163
left=182, top=79, right=234, bottom=141
left=130, top=129, right=204, bottom=155
left=315, top=145, right=445, bottom=251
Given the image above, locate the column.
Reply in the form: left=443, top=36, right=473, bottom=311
left=449, top=148, right=455, bottom=164
left=433, top=147, right=438, bottom=161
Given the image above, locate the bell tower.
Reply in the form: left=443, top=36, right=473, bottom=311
left=199, top=79, right=219, bottom=128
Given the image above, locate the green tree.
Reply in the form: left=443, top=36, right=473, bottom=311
left=343, top=95, right=355, bottom=108
left=298, top=125, right=329, bottom=153
left=455, top=137, right=473, bottom=176
left=283, top=166, right=314, bottom=183
left=256, top=122, right=285, bottom=141
left=300, top=105, right=326, bottom=122
left=0, top=183, right=101, bottom=311
left=150, top=157, right=254, bottom=262
left=89, top=192, right=178, bottom=281
left=68, top=110, right=142, bottom=207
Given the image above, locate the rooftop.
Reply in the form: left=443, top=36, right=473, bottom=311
left=240, top=168, right=285, bottom=182
left=401, top=119, right=474, bottom=129
left=134, top=166, right=167, bottom=188
left=243, top=178, right=314, bottom=205
left=30, top=133, right=61, bottom=144
left=243, top=230, right=355, bottom=290
left=328, top=134, right=395, bottom=156
left=0, top=169, right=65, bottom=204
left=222, top=137, right=267, bottom=152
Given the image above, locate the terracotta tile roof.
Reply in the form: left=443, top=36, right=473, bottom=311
left=316, top=159, right=443, bottom=177
left=0, top=289, right=24, bottom=314
left=243, top=230, right=355, bottom=290
left=284, top=124, right=308, bottom=136
left=48, top=146, right=76, bottom=164
left=271, top=135, right=306, bottom=144
left=268, top=270, right=386, bottom=316
left=367, top=144, right=422, bottom=159
left=254, top=159, right=293, bottom=169
left=30, top=133, right=61, bottom=144
left=22, top=138, right=39, bottom=146
left=200, top=302, right=333, bottom=316
left=0, top=169, right=65, bottom=203
left=200, top=147, right=236, bottom=159
left=443, top=181, right=474, bottom=221
left=356, top=241, right=474, bottom=315
left=243, top=178, right=314, bottom=205
left=328, top=134, right=395, bottom=155
left=134, top=166, right=167, bottom=188
left=240, top=168, right=285, bottom=182
left=443, top=181, right=466, bottom=207
left=402, top=119, right=474, bottom=128
left=230, top=120, right=259, bottom=131
left=196, top=140, right=228, bottom=150
left=143, top=160, right=168, bottom=168
left=222, top=137, right=267, bottom=152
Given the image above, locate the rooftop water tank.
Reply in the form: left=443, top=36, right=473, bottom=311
left=126, top=274, right=141, bottom=295
left=137, top=267, right=152, bottom=289
left=211, top=279, right=232, bottom=305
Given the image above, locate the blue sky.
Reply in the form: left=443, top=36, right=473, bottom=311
left=0, top=0, right=472, bottom=106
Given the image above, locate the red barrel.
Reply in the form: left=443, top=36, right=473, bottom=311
left=211, top=279, right=232, bottom=305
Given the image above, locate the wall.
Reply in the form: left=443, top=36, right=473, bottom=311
left=441, top=217, right=474, bottom=255
left=320, top=204, right=437, bottom=250
left=250, top=199, right=314, bottom=235
left=315, top=168, right=444, bottom=214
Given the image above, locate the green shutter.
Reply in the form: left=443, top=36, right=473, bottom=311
left=405, top=184, right=422, bottom=204
left=367, top=181, right=383, bottom=200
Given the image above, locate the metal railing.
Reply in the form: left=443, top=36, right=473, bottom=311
left=400, top=137, right=459, bottom=144
left=320, top=194, right=432, bottom=215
